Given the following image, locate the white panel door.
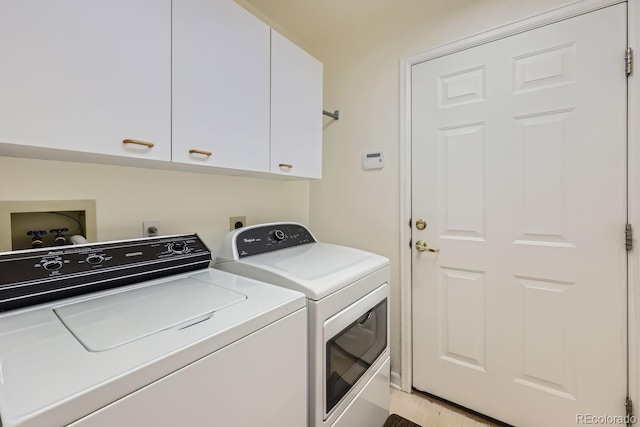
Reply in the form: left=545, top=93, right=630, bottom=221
left=172, top=0, right=270, bottom=172
left=411, top=5, right=627, bottom=426
left=0, top=0, right=171, bottom=161
left=271, top=30, right=323, bottom=179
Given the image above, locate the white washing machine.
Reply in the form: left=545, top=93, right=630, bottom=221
left=0, top=234, right=307, bottom=427
left=215, top=222, right=391, bottom=427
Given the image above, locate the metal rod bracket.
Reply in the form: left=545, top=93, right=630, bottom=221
left=323, top=110, right=340, bottom=120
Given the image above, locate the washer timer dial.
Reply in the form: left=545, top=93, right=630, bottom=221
left=168, top=241, right=189, bottom=254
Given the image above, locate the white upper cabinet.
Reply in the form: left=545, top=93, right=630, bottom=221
left=0, top=1, right=171, bottom=161
left=0, top=1, right=322, bottom=179
left=172, top=0, right=271, bottom=172
left=270, top=30, right=323, bottom=179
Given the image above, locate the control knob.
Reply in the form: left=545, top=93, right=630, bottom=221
left=273, top=229, right=285, bottom=241
left=86, top=254, right=104, bottom=265
left=42, top=260, right=63, bottom=271
left=169, top=241, right=188, bottom=254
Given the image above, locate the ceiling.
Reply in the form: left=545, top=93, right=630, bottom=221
left=241, top=0, right=474, bottom=49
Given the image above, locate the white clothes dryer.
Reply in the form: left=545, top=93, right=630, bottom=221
left=0, top=234, right=307, bottom=427
left=215, top=222, right=391, bottom=427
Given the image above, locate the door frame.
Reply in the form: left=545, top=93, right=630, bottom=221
left=398, top=0, right=637, bottom=411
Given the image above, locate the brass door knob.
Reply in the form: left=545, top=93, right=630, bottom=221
left=416, top=240, right=439, bottom=252
left=416, top=219, right=427, bottom=230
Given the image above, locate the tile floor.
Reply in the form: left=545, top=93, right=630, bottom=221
left=389, top=388, right=506, bottom=427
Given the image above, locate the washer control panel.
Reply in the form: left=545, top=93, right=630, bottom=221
left=235, top=223, right=315, bottom=258
left=0, top=234, right=211, bottom=312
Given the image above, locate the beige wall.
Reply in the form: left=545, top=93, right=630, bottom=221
left=0, top=156, right=309, bottom=252
left=241, top=0, right=575, bottom=377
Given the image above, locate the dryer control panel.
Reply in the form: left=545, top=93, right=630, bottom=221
left=0, top=234, right=211, bottom=312
left=235, top=223, right=316, bottom=258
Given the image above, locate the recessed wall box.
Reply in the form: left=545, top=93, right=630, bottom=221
left=0, top=200, right=97, bottom=252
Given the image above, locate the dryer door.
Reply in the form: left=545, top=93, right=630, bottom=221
left=323, top=284, right=388, bottom=418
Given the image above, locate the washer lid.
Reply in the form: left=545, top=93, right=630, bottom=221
left=0, top=268, right=306, bottom=427
left=55, top=278, right=246, bottom=351
left=217, top=242, right=389, bottom=300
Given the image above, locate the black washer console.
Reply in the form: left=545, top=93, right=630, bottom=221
left=0, top=234, right=211, bottom=312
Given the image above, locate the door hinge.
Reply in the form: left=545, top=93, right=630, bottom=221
left=626, top=47, right=633, bottom=76
left=409, top=218, right=412, bottom=228
left=627, top=397, right=633, bottom=419
left=626, top=224, right=633, bottom=251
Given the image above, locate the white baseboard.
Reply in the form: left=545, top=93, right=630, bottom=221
left=390, top=370, right=402, bottom=390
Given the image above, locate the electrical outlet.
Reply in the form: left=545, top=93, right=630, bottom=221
left=143, top=221, right=160, bottom=237
left=229, top=216, right=246, bottom=231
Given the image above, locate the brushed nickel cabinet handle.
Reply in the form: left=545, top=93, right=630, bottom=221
left=123, top=139, right=154, bottom=148
left=189, top=149, right=213, bottom=157
left=278, top=163, right=293, bottom=169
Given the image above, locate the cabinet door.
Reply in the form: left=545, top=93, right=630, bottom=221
left=271, top=30, right=323, bottom=179
left=172, top=0, right=270, bottom=172
left=0, top=0, right=171, bottom=161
